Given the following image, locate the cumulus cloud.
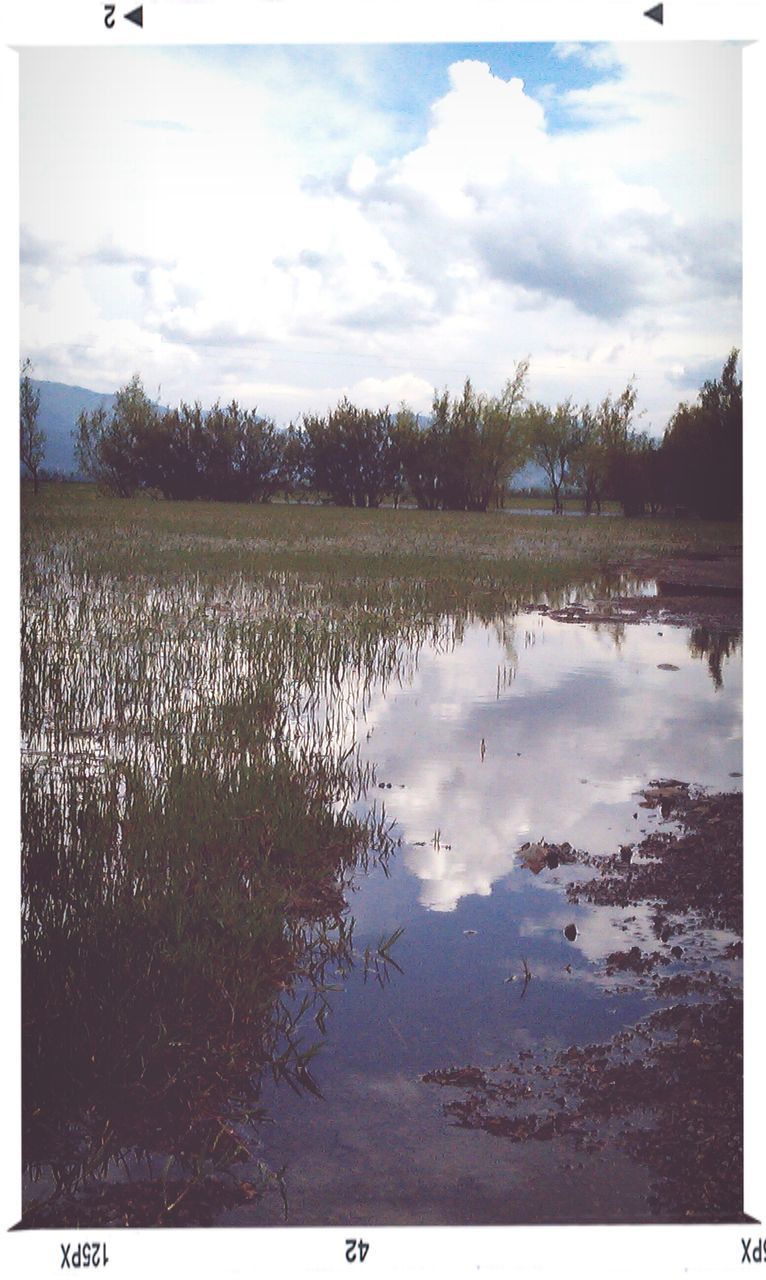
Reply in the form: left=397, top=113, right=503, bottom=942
left=20, top=228, right=63, bottom=267
left=346, top=57, right=740, bottom=327
left=19, top=44, right=741, bottom=428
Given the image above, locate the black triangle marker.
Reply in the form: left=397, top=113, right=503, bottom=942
left=644, top=3, right=663, bottom=23
left=125, top=5, right=143, bottom=26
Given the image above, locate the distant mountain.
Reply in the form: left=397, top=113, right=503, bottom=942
left=31, top=380, right=119, bottom=477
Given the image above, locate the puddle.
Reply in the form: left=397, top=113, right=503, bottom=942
left=219, top=612, right=741, bottom=1225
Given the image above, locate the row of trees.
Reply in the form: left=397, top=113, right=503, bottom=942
left=70, top=367, right=534, bottom=513
left=22, top=353, right=743, bottom=519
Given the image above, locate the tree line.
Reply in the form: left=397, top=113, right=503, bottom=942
left=21, top=352, right=742, bottom=519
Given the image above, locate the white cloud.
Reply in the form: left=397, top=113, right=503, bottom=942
left=349, top=374, right=435, bottom=411
left=20, top=44, right=741, bottom=431
left=553, top=42, right=621, bottom=71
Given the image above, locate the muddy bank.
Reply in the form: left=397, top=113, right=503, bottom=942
left=424, top=993, right=741, bottom=1221
left=422, top=785, right=743, bottom=1222
left=543, top=548, right=742, bottom=633
left=568, top=782, right=742, bottom=937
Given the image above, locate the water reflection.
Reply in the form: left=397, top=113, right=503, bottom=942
left=689, top=626, right=741, bottom=690
left=20, top=546, right=742, bottom=1226
left=21, top=733, right=398, bottom=1226
left=235, top=609, right=740, bottom=1226
left=356, top=615, right=741, bottom=913
left=21, top=554, right=417, bottom=1225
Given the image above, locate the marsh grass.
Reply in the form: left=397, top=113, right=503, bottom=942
left=362, top=927, right=405, bottom=988
left=21, top=543, right=416, bottom=1224
left=22, top=483, right=739, bottom=614
left=22, top=735, right=392, bottom=1220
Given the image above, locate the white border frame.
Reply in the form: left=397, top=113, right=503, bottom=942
left=2, top=7, right=762, bottom=1278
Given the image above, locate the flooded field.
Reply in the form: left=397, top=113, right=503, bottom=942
left=19, top=495, right=743, bottom=1229
left=221, top=608, right=743, bottom=1226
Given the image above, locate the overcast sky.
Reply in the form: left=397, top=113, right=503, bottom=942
left=19, top=42, right=742, bottom=433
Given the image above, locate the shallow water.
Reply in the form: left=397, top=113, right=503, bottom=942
left=220, top=610, right=742, bottom=1226
left=503, top=507, right=620, bottom=518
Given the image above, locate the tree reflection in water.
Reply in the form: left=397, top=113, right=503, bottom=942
left=688, top=626, right=741, bottom=691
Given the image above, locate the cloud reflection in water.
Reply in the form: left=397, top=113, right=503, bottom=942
left=359, top=615, right=741, bottom=912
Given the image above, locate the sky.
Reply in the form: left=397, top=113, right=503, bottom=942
left=19, top=41, right=742, bottom=434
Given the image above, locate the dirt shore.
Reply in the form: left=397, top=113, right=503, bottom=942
left=544, top=548, right=742, bottom=633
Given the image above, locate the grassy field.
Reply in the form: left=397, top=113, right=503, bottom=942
left=22, top=482, right=740, bottom=611
left=19, top=481, right=742, bottom=1225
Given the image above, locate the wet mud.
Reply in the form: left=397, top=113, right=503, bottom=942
left=543, top=549, right=742, bottom=635
left=422, top=784, right=743, bottom=1222
left=567, top=783, right=741, bottom=935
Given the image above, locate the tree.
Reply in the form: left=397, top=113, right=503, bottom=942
left=20, top=359, right=45, bottom=493
left=75, top=374, right=157, bottom=497
left=434, top=366, right=529, bottom=512
left=608, top=431, right=661, bottom=517
left=301, top=399, right=398, bottom=508
left=395, top=362, right=529, bottom=512
left=229, top=406, right=287, bottom=504
left=282, top=423, right=310, bottom=502
left=662, top=350, right=742, bottom=519
left=523, top=399, right=582, bottom=514
left=392, top=406, right=442, bottom=510
left=572, top=383, right=637, bottom=515
left=478, top=361, right=530, bottom=509
left=138, top=401, right=207, bottom=500
left=430, top=383, right=478, bottom=510
left=572, top=404, right=603, bottom=515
